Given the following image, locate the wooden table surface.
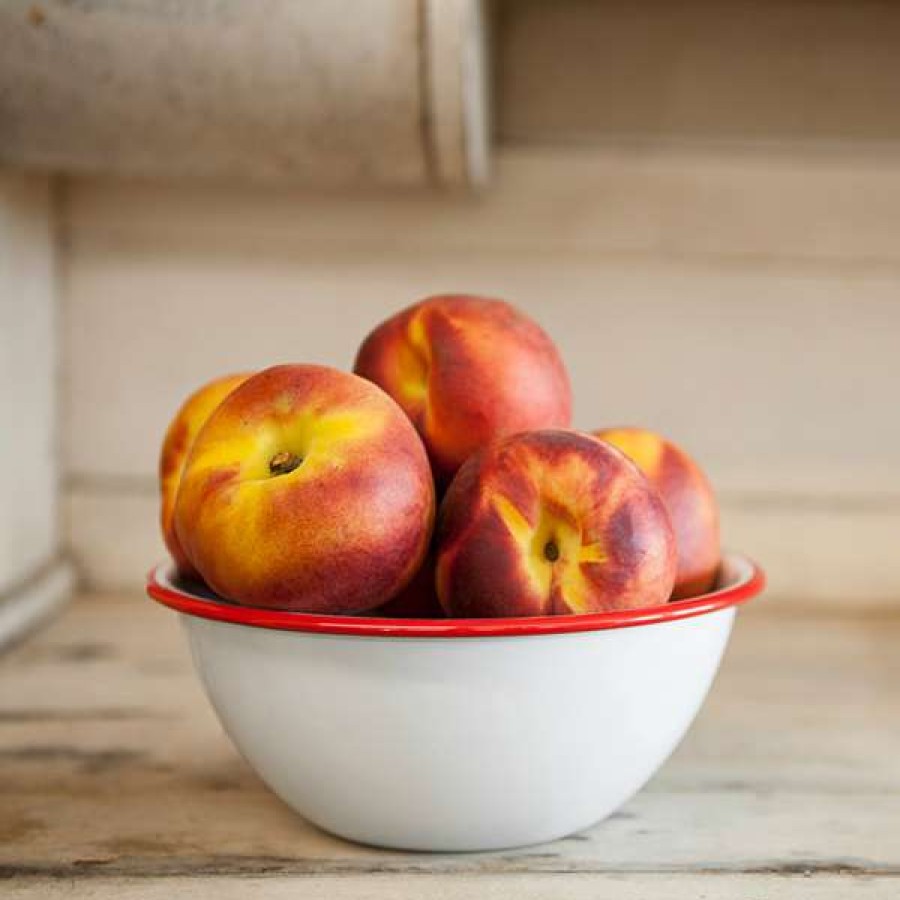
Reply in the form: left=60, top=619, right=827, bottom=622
left=1, top=594, right=898, bottom=898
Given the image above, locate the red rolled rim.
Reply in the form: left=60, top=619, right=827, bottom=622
left=146, top=552, right=765, bottom=639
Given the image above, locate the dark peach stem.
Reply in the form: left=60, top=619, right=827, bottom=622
left=269, top=451, right=302, bottom=476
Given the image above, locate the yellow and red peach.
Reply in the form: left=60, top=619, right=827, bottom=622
left=436, top=430, right=676, bottom=617
left=159, top=372, right=252, bottom=578
left=593, top=428, right=720, bottom=599
left=354, top=295, right=572, bottom=486
left=173, top=364, right=435, bottom=613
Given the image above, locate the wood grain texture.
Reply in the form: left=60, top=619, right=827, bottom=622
left=1, top=594, right=898, bottom=889
left=5, top=874, right=900, bottom=899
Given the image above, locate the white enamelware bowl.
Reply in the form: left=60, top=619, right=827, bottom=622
left=147, top=552, right=764, bottom=852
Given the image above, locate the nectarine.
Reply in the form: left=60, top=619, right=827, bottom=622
left=354, top=295, right=572, bottom=486
left=436, top=430, right=676, bottom=617
left=174, top=365, right=435, bottom=613
left=594, top=428, right=720, bottom=599
left=370, top=553, right=444, bottom=618
left=159, top=372, right=252, bottom=578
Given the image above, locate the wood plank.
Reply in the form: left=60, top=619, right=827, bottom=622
left=65, top=484, right=900, bottom=608
left=63, top=148, right=900, bottom=266
left=1, top=594, right=898, bottom=880
left=7, top=791, right=895, bottom=878
left=495, top=0, right=900, bottom=146
left=0, top=173, right=59, bottom=596
left=718, top=501, right=900, bottom=609
left=65, top=489, right=164, bottom=594
left=62, top=230, right=900, bottom=496
left=5, top=873, right=900, bottom=899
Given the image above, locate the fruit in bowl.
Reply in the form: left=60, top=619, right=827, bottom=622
left=354, top=294, right=572, bottom=487
left=159, top=372, right=252, bottom=578
left=150, top=294, right=766, bottom=853
left=593, top=428, right=721, bottom=599
left=370, top=551, right=444, bottom=618
left=436, top=430, right=676, bottom=617
left=172, top=364, right=435, bottom=613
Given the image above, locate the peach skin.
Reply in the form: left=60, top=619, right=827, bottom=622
left=436, top=430, right=676, bottom=617
left=594, top=428, right=721, bottom=599
left=159, top=372, right=252, bottom=578
left=370, top=552, right=444, bottom=618
left=353, top=295, right=572, bottom=486
left=174, top=365, right=435, bottom=613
